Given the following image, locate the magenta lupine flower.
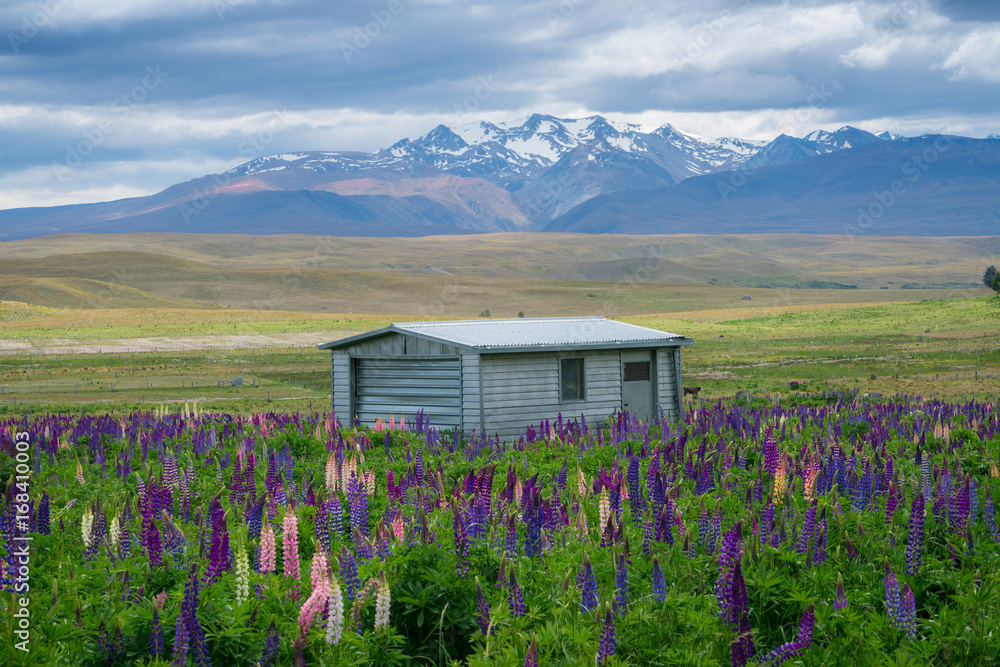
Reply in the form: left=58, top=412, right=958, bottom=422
left=508, top=566, right=527, bottom=617
left=598, top=603, right=615, bottom=665
left=906, top=492, right=925, bottom=576
left=525, top=634, right=539, bottom=667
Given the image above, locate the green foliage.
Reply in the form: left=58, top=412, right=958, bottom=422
left=985, top=265, right=997, bottom=289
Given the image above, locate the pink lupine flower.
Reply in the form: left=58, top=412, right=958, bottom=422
left=283, top=509, right=300, bottom=580
left=260, top=521, right=276, bottom=574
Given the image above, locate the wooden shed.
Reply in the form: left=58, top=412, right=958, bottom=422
left=318, top=317, right=693, bottom=439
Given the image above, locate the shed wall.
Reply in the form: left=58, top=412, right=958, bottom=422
left=331, top=353, right=351, bottom=419
left=656, top=347, right=681, bottom=421
left=480, top=350, right=623, bottom=438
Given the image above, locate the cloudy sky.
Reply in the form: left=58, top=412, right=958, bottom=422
left=1, top=0, right=998, bottom=209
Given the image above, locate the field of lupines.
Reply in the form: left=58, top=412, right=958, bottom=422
left=1, top=395, right=999, bottom=666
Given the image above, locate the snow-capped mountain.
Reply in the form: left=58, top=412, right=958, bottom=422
left=223, top=115, right=903, bottom=221
left=743, top=126, right=885, bottom=170
left=15, top=115, right=999, bottom=242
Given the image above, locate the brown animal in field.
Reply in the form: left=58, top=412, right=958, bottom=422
left=683, top=386, right=701, bottom=397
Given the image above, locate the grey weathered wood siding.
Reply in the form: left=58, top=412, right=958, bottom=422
left=344, top=332, right=460, bottom=356
left=656, top=348, right=680, bottom=421
left=331, top=353, right=352, bottom=420
left=461, top=354, right=482, bottom=435
left=480, top=351, right=622, bottom=438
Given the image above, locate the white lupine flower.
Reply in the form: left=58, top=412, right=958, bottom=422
left=81, top=508, right=94, bottom=549
left=374, top=571, right=390, bottom=629
left=109, top=517, right=120, bottom=550
left=326, top=576, right=344, bottom=645
left=235, top=540, right=250, bottom=606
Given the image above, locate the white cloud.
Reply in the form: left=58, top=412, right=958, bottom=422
left=942, top=28, right=1000, bottom=82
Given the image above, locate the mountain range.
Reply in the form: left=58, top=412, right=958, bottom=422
left=2, top=114, right=998, bottom=240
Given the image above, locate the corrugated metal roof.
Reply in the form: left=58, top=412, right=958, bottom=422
left=319, top=317, right=691, bottom=352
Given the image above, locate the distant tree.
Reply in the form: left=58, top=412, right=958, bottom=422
left=985, top=265, right=997, bottom=288
left=993, top=272, right=1000, bottom=294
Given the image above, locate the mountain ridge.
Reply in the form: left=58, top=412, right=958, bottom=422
left=1, top=115, right=997, bottom=241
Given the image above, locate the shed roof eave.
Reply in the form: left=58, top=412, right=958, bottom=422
left=317, top=325, right=479, bottom=352
left=476, top=337, right=694, bottom=354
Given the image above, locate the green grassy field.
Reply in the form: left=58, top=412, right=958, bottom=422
left=2, top=293, right=997, bottom=416
left=2, top=231, right=997, bottom=414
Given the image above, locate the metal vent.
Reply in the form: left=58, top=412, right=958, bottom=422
left=623, top=361, right=650, bottom=382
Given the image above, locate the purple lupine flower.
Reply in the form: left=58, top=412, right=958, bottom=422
left=259, top=619, right=279, bottom=667
left=452, top=503, right=470, bottom=576
left=347, top=474, right=369, bottom=538
left=339, top=547, right=360, bottom=601
left=813, top=507, right=827, bottom=567
left=655, top=505, right=674, bottom=545
left=615, top=551, right=629, bottom=612
left=763, top=431, right=778, bottom=476
left=986, top=492, right=999, bottom=543
left=833, top=572, right=848, bottom=611
left=729, top=559, right=754, bottom=667
left=884, top=562, right=903, bottom=628
left=797, top=500, right=817, bottom=555
left=508, top=566, right=527, bottom=617
left=900, top=583, right=917, bottom=638
left=598, top=603, right=615, bottom=665
left=758, top=604, right=814, bottom=666
left=143, top=515, right=163, bottom=567
left=524, top=634, right=539, bottom=667
left=627, top=456, right=645, bottom=523
left=505, top=512, right=518, bottom=558
left=580, top=553, right=599, bottom=613
left=150, top=606, right=164, bottom=655
left=906, top=492, right=925, bottom=576
left=651, top=556, right=666, bottom=602
left=37, top=491, right=51, bottom=535
left=475, top=577, right=492, bottom=635
left=717, top=521, right=743, bottom=627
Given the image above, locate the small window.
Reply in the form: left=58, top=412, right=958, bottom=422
left=561, top=358, right=585, bottom=401
left=623, top=361, right=650, bottom=382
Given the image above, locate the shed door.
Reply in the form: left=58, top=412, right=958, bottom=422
left=621, top=350, right=655, bottom=422
left=354, top=358, right=461, bottom=429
